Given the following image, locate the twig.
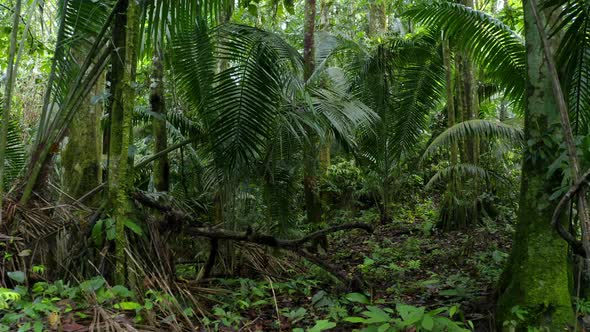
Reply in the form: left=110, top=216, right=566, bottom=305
left=266, top=275, right=282, bottom=331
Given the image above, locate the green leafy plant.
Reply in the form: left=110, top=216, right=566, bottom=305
left=0, top=288, right=20, bottom=309
left=344, top=303, right=471, bottom=332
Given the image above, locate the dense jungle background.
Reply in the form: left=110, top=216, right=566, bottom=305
left=0, top=0, right=588, bottom=330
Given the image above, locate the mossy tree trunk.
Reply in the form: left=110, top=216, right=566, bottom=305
left=319, top=0, right=332, bottom=31
left=62, top=74, right=104, bottom=206
left=367, top=22, right=391, bottom=225
left=318, top=0, right=332, bottom=216
left=151, top=47, right=169, bottom=192
left=454, top=43, right=478, bottom=164
left=456, top=59, right=479, bottom=164
left=496, top=0, right=574, bottom=328
left=107, top=0, right=139, bottom=285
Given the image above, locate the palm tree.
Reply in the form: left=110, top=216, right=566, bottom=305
left=171, top=18, right=375, bottom=224
left=323, top=30, right=445, bottom=223
left=406, top=1, right=526, bottom=230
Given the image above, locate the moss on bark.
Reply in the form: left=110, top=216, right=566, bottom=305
left=62, top=75, right=104, bottom=206
left=106, top=0, right=139, bottom=285
left=496, top=0, right=574, bottom=328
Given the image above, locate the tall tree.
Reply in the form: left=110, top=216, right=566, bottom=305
left=107, top=0, right=140, bottom=284
left=303, top=0, right=322, bottom=232
left=62, top=75, right=104, bottom=204
left=442, top=37, right=457, bottom=167
left=496, top=0, right=574, bottom=327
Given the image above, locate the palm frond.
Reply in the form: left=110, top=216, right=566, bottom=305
left=405, top=1, right=526, bottom=104
left=426, top=163, right=507, bottom=189
left=1, top=117, right=25, bottom=192
left=21, top=0, right=118, bottom=203
left=545, top=0, right=590, bottom=134
left=423, top=119, right=524, bottom=159
left=393, top=36, right=446, bottom=155
left=170, top=17, right=216, bottom=118
left=209, top=25, right=302, bottom=168
left=139, top=0, right=228, bottom=59
left=172, top=22, right=305, bottom=171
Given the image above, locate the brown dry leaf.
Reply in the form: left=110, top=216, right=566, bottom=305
left=62, top=323, right=87, bottom=332
left=48, top=311, right=60, bottom=330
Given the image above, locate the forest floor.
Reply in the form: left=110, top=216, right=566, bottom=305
left=1, top=203, right=514, bottom=331
left=200, top=205, right=513, bottom=331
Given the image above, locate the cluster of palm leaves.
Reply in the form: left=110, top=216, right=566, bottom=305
left=0, top=0, right=385, bottom=284
left=403, top=0, right=590, bottom=228
left=395, top=2, right=526, bottom=227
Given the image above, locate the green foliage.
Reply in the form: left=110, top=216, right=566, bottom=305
left=548, top=0, right=590, bottom=134
left=344, top=303, right=471, bottom=331
left=322, top=158, right=363, bottom=209
left=423, top=120, right=523, bottom=160
left=0, top=276, right=199, bottom=330
left=0, top=288, right=20, bottom=309
left=0, top=117, right=24, bottom=191
left=7, top=271, right=25, bottom=284
left=406, top=1, right=525, bottom=103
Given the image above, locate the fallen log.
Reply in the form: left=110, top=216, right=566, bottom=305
left=188, top=224, right=372, bottom=290
left=184, top=223, right=373, bottom=249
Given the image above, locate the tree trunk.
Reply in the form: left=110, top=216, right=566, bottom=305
left=303, top=0, right=316, bottom=80
left=438, top=0, right=480, bottom=231
left=496, top=0, right=574, bottom=327
left=318, top=0, right=332, bottom=214
left=151, top=48, right=169, bottom=192
left=368, top=0, right=387, bottom=36
left=442, top=37, right=457, bottom=166
left=455, top=56, right=478, bottom=164
left=304, top=144, right=322, bottom=233
left=303, top=0, right=323, bottom=235
left=107, top=0, right=139, bottom=285
left=62, top=74, right=104, bottom=206
left=319, top=0, right=331, bottom=30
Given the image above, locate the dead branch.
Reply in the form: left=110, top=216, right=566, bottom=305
left=134, top=189, right=373, bottom=288
left=184, top=223, right=372, bottom=289
left=296, top=249, right=363, bottom=291
left=132, top=191, right=202, bottom=227
left=184, top=223, right=373, bottom=249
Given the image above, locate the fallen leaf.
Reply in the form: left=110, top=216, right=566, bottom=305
left=62, top=323, right=86, bottom=332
